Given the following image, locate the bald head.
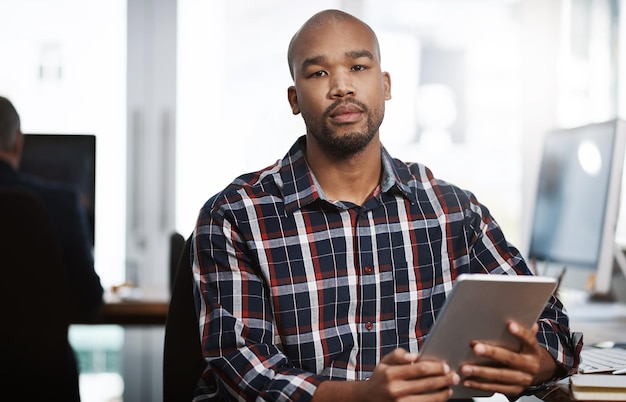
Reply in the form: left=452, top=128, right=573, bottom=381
left=0, top=96, right=23, bottom=169
left=287, top=10, right=381, bottom=79
left=0, top=96, right=20, bottom=152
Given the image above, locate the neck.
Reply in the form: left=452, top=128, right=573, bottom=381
left=306, top=136, right=382, bottom=206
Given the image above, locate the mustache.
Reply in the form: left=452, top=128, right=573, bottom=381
left=323, top=98, right=369, bottom=119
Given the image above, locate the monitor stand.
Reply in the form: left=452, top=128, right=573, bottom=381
left=589, top=245, right=626, bottom=303
left=614, top=244, right=626, bottom=279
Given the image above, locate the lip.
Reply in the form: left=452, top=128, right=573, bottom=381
left=328, top=104, right=364, bottom=124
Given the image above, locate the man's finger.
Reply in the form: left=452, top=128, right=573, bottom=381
left=379, top=348, right=419, bottom=365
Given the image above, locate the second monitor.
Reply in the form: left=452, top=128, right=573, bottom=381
left=19, top=133, right=96, bottom=247
left=527, top=119, right=626, bottom=299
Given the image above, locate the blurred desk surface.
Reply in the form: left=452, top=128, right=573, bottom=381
left=78, top=289, right=171, bottom=325
left=530, top=294, right=626, bottom=402
left=94, top=299, right=170, bottom=325
left=560, top=290, right=626, bottom=345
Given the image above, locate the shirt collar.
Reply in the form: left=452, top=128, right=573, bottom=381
left=279, top=136, right=417, bottom=214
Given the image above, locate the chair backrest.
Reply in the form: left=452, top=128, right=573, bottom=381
left=163, top=235, right=207, bottom=401
left=0, top=187, right=79, bottom=400
left=169, top=231, right=186, bottom=291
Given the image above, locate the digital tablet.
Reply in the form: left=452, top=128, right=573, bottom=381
left=418, top=273, right=558, bottom=399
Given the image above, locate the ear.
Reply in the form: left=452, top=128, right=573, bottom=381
left=287, top=86, right=300, bottom=115
left=383, top=72, right=392, bottom=101
left=14, top=131, right=24, bottom=155
left=7, top=131, right=24, bottom=169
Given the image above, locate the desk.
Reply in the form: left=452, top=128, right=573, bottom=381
left=93, top=299, right=170, bottom=325
left=76, top=288, right=171, bottom=325
left=568, top=308, right=626, bottom=345
left=529, top=297, right=626, bottom=402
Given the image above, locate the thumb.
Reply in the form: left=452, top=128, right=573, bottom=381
left=380, top=348, right=418, bottom=365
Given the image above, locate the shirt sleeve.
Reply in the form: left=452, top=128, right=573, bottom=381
left=192, top=202, right=324, bottom=401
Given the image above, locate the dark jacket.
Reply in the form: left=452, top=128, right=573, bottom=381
left=0, top=160, right=104, bottom=321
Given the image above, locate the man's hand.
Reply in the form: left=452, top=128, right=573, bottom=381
left=312, top=348, right=459, bottom=402
left=459, top=321, right=558, bottom=397
left=365, top=348, right=460, bottom=401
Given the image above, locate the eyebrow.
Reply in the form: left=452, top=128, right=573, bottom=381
left=346, top=50, right=374, bottom=60
left=299, top=49, right=375, bottom=73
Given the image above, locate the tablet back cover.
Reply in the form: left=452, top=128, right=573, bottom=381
left=418, top=273, right=557, bottom=399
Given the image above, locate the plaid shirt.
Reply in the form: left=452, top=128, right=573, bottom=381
left=192, top=136, right=581, bottom=401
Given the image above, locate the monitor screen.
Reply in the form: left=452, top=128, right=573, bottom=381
left=19, top=134, right=96, bottom=246
left=527, top=119, right=626, bottom=296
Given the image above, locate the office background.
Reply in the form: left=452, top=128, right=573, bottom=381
left=1, top=0, right=625, bottom=401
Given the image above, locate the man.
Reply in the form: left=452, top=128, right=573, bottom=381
left=0, top=96, right=104, bottom=401
left=0, top=96, right=104, bottom=400
left=191, top=10, right=581, bottom=401
left=0, top=96, right=104, bottom=323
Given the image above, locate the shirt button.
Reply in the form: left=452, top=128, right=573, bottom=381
left=365, top=322, right=373, bottom=330
left=364, top=266, right=374, bottom=274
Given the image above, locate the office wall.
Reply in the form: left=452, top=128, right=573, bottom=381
left=126, top=0, right=177, bottom=300
left=3, top=0, right=621, bottom=313
left=176, top=0, right=564, bottom=250
left=0, top=0, right=127, bottom=288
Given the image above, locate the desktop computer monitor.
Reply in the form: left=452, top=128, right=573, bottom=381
left=19, top=133, right=96, bottom=246
left=527, top=119, right=626, bottom=299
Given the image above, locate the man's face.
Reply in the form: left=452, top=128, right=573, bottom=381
left=288, top=19, right=391, bottom=159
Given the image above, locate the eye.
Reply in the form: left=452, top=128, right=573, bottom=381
left=352, top=65, right=367, bottom=72
left=310, top=70, right=327, bottom=78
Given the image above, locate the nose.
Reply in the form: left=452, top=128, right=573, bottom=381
left=330, top=72, right=355, bottom=98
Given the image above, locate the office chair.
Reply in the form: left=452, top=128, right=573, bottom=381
left=169, top=231, right=186, bottom=291
left=0, top=187, right=80, bottom=400
left=163, top=235, right=208, bottom=401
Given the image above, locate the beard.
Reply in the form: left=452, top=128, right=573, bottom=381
left=305, top=99, right=384, bottom=159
